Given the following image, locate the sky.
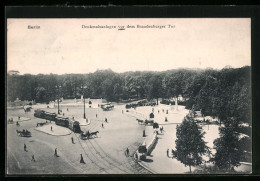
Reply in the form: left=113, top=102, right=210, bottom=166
left=7, top=18, right=251, bottom=75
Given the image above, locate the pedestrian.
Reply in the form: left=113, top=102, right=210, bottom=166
left=126, top=148, right=129, bottom=157
left=36, top=123, right=38, bottom=127
left=54, top=148, right=57, bottom=157
left=102, top=123, right=104, bottom=128
left=122, top=110, right=124, bottom=114
left=172, top=149, right=175, bottom=157
left=166, top=110, right=168, bottom=114
left=71, top=137, right=74, bottom=144
left=165, top=117, right=168, bottom=122
left=18, top=116, right=20, bottom=120
left=80, top=154, right=85, bottom=164
left=162, top=126, right=164, bottom=131
left=31, top=155, right=36, bottom=162
left=63, top=113, right=65, bottom=116
left=143, top=130, right=146, bottom=137
left=24, top=143, right=27, bottom=151
left=67, top=108, right=69, bottom=111
left=46, top=119, right=48, bottom=123
left=51, top=126, right=53, bottom=131
left=105, top=118, right=107, bottom=123
left=134, top=152, right=138, bottom=161
left=96, top=114, right=98, bottom=118
left=167, top=149, right=169, bottom=157
left=158, top=110, right=160, bottom=113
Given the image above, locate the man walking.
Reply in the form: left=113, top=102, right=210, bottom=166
left=54, top=148, right=57, bottom=157
left=71, top=137, right=74, bottom=144
left=80, top=154, right=85, bottom=164
left=51, top=126, right=53, bottom=131
left=167, top=149, right=169, bottom=157
left=126, top=148, right=129, bottom=157
left=31, top=155, right=36, bottom=162
left=24, top=143, right=27, bottom=152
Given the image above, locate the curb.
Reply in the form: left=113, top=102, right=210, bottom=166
left=240, top=162, right=252, bottom=166
left=137, top=160, right=157, bottom=174
left=8, top=117, right=31, bottom=122
left=77, top=118, right=91, bottom=126
left=34, top=128, right=72, bottom=136
left=158, top=122, right=181, bottom=125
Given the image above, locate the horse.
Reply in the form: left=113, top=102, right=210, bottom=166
left=90, top=131, right=99, bottom=137
left=24, top=106, right=32, bottom=112
left=16, top=130, right=22, bottom=136
left=136, top=119, right=144, bottom=124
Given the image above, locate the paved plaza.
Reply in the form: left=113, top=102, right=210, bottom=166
left=6, top=99, right=251, bottom=174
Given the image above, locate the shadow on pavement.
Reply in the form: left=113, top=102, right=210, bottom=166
left=142, top=158, right=153, bottom=162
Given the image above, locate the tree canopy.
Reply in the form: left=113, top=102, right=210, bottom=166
left=7, top=66, right=250, bottom=125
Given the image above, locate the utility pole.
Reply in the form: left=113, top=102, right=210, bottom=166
left=83, top=96, right=86, bottom=119
left=82, top=84, right=86, bottom=119
left=56, top=85, right=61, bottom=114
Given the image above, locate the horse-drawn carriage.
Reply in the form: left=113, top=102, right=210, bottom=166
left=101, top=103, right=114, bottom=111
left=80, top=130, right=99, bottom=140
left=145, top=119, right=154, bottom=125
left=7, top=118, right=14, bottom=124
left=136, top=119, right=144, bottom=124
left=16, top=129, right=32, bottom=137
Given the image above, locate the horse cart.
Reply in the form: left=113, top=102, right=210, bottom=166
left=80, top=131, right=99, bottom=140
left=16, top=129, right=32, bottom=137
left=145, top=119, right=154, bottom=125
left=8, top=118, right=14, bottom=124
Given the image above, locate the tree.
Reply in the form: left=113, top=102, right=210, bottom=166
left=175, top=117, right=208, bottom=173
left=212, top=124, right=243, bottom=172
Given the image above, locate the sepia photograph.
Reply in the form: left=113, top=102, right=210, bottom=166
left=6, top=18, right=251, bottom=174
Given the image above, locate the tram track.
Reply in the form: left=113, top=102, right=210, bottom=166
left=76, top=121, right=139, bottom=173
left=87, top=138, right=131, bottom=174
left=75, top=117, right=152, bottom=174
left=73, top=132, right=109, bottom=173
left=81, top=119, right=151, bottom=174
left=89, top=137, right=152, bottom=174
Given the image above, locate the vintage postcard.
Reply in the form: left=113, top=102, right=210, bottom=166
left=6, top=18, right=251, bottom=174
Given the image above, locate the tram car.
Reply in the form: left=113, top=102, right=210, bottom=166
left=55, top=116, right=82, bottom=133
left=68, top=120, right=81, bottom=133
left=34, top=109, right=81, bottom=133
left=34, top=109, right=46, bottom=119
left=55, top=116, right=69, bottom=127
left=44, top=112, right=57, bottom=121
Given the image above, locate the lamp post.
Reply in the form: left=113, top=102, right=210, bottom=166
left=56, top=85, right=61, bottom=114
left=81, top=84, right=86, bottom=119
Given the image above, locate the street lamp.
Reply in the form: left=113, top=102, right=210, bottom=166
left=81, top=84, right=87, bottom=119
left=56, top=85, right=61, bottom=114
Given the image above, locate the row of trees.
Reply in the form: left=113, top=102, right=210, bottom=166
left=7, top=66, right=250, bottom=125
